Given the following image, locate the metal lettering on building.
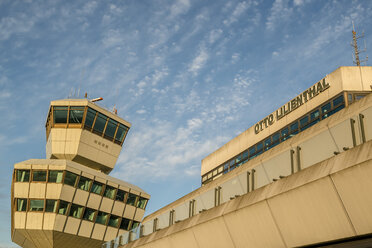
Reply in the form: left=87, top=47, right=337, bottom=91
left=254, top=78, right=330, bottom=134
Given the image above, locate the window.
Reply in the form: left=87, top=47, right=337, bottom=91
left=45, top=200, right=57, bottom=213
left=104, top=185, right=116, bottom=199
left=242, top=151, right=248, bottom=160
left=272, top=132, right=280, bottom=146
left=108, top=215, right=120, bottom=228
left=93, top=113, right=107, bottom=134
left=58, top=200, right=69, bottom=215
left=321, top=102, right=331, bottom=118
left=137, top=197, right=148, bottom=209
left=83, top=208, right=96, bottom=222
left=16, top=170, right=30, bottom=182
left=48, top=171, right=63, bottom=183
left=355, top=94, right=366, bottom=101
left=16, top=198, right=27, bottom=211
left=32, top=171, right=47, bottom=182
left=69, top=204, right=84, bottom=218
left=127, top=193, right=138, bottom=206
left=333, top=95, right=344, bottom=106
left=53, top=106, right=68, bottom=124
left=256, top=142, right=263, bottom=155
left=223, top=163, right=229, bottom=173
left=96, top=211, right=108, bottom=225
left=281, top=127, right=289, bottom=141
left=69, top=107, right=85, bottom=124
left=84, top=108, right=97, bottom=129
left=91, top=181, right=103, bottom=195
left=348, top=93, right=353, bottom=103
left=132, top=221, right=140, bottom=229
left=30, top=199, right=44, bottom=211
left=104, top=119, right=118, bottom=139
left=115, top=124, right=128, bottom=144
left=120, top=218, right=131, bottom=230
left=300, top=116, right=309, bottom=131
left=64, top=171, right=78, bottom=187
left=115, top=189, right=127, bottom=202
left=310, top=109, right=320, bottom=120
left=248, top=146, right=256, bottom=159
left=78, top=176, right=92, bottom=191
left=264, top=137, right=271, bottom=150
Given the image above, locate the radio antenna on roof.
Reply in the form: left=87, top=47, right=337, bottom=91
left=351, top=22, right=368, bottom=66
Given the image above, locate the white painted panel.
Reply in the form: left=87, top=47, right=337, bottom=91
left=220, top=176, right=245, bottom=204
left=360, top=106, right=372, bottom=142
left=262, top=150, right=292, bottom=181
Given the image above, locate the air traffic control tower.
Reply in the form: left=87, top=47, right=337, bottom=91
left=11, top=99, right=150, bottom=248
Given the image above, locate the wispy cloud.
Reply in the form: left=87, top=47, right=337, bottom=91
left=188, top=48, right=209, bottom=75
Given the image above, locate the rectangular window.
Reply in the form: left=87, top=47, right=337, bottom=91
left=310, top=109, right=320, bottom=120
left=69, top=204, right=84, bottom=219
left=84, top=108, right=97, bottom=129
left=120, top=218, right=131, bottom=230
left=137, top=197, right=148, bottom=209
left=16, top=198, right=27, bottom=211
left=264, top=137, right=271, bottom=150
left=32, top=171, right=47, bottom=182
left=242, top=151, right=248, bottom=160
left=30, top=199, right=44, bottom=211
left=132, top=221, right=140, bottom=229
left=281, top=127, right=289, bottom=141
left=108, top=215, right=120, bottom=228
left=321, top=102, right=331, bottom=118
left=93, top=113, right=107, bottom=135
left=115, top=124, right=128, bottom=144
left=83, top=208, right=96, bottom=222
left=333, top=95, right=344, bottom=106
left=272, top=132, right=280, bottom=146
left=64, top=171, right=78, bottom=187
left=355, top=94, right=366, bottom=101
left=58, top=200, right=69, bottom=215
left=48, top=171, right=63, bottom=183
left=53, top=106, right=68, bottom=124
left=69, top=107, right=85, bottom=124
left=115, top=189, right=127, bottom=202
left=127, top=193, right=138, bottom=206
left=95, top=211, right=108, bottom=225
left=248, top=146, right=256, bottom=158
left=290, top=122, right=299, bottom=135
left=104, top=185, right=116, bottom=199
left=223, top=163, right=229, bottom=173
left=104, top=119, right=118, bottom=139
left=45, top=200, right=57, bottom=213
left=78, top=176, right=92, bottom=191
left=256, top=142, right=263, bottom=155
left=16, top=170, right=30, bottom=182
left=91, top=181, right=103, bottom=195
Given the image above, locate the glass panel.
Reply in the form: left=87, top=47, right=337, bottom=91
left=229, top=159, right=235, bottom=167
left=322, top=102, right=331, bottom=114
left=115, top=124, right=128, bottom=143
left=333, top=95, right=344, bottom=106
left=264, top=137, right=271, bottom=150
left=127, top=193, right=138, bottom=206
left=120, top=218, right=131, bottom=230
left=16, top=170, right=30, bottom=182
left=108, top=215, right=120, bottom=228
left=30, top=199, right=44, bottom=211
left=93, top=113, right=107, bottom=134
left=53, top=106, right=68, bottom=124
left=17, top=198, right=27, bottom=211
left=104, top=186, right=116, bottom=199
left=310, top=109, right=320, bottom=120
left=69, top=204, right=84, bottom=218
left=91, top=181, right=103, bottom=194
left=78, top=176, right=92, bottom=191
left=64, top=171, right=78, bottom=187
left=235, top=155, right=242, bottom=163
left=248, top=146, right=256, bottom=158
left=84, top=108, right=96, bottom=128
left=48, top=171, right=63, bottom=183
left=32, top=171, right=47, bottom=182
left=290, top=122, right=298, bottom=133
left=137, top=197, right=148, bottom=209
left=104, top=119, right=118, bottom=138
left=300, top=116, right=309, bottom=127
left=96, top=211, right=108, bottom=225
left=69, top=107, right=85, bottom=124
left=256, top=142, right=263, bottom=152
left=223, top=163, right=229, bottom=173
left=281, top=127, right=289, bottom=141
left=272, top=132, right=280, bottom=146
left=45, top=200, right=57, bottom=212
left=58, top=200, right=69, bottom=215
left=115, top=189, right=127, bottom=202
left=83, top=208, right=96, bottom=222
left=242, top=151, right=248, bottom=159
left=132, top=221, right=140, bottom=229
left=355, top=94, right=366, bottom=101
left=348, top=93, right=353, bottom=103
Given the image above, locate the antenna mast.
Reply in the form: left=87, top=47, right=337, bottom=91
left=351, top=22, right=368, bottom=66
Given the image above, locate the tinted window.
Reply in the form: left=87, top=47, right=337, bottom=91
left=300, top=116, right=309, bottom=127
left=32, top=171, right=46, bottom=182
left=310, top=110, right=320, bottom=120
left=53, top=106, right=68, bottom=123
left=91, top=181, right=103, bottom=194
left=78, top=176, right=92, bottom=191
left=322, top=102, right=331, bottom=114
left=115, top=189, right=127, bottom=202
left=17, top=199, right=27, bottom=211
left=105, top=119, right=118, bottom=138
left=355, top=94, right=366, bottom=101
left=242, top=151, right=248, bottom=159
left=58, top=201, right=69, bottom=215
left=84, top=108, right=96, bottom=128
left=264, top=137, right=271, bottom=149
left=93, top=113, right=107, bottom=134
left=96, top=211, right=108, bottom=225
left=48, top=171, right=63, bottom=183
left=64, top=171, right=78, bottom=187
left=45, top=200, right=57, bottom=212
left=108, top=215, right=120, bottom=228
left=115, top=124, right=128, bottom=143
left=137, top=197, right=148, bottom=209
left=281, top=127, right=289, bottom=139
left=16, top=170, right=30, bottom=182
left=83, top=208, right=96, bottom=222
left=120, top=218, right=131, bottom=230
left=256, top=142, right=263, bottom=152
left=333, top=95, right=344, bottom=106
left=69, top=204, right=84, bottom=218
left=104, top=186, right=116, bottom=199
left=290, top=122, right=298, bottom=132
left=30, top=199, right=44, bottom=211
left=127, top=193, right=138, bottom=206
left=69, top=107, right=85, bottom=124
left=249, top=146, right=256, bottom=156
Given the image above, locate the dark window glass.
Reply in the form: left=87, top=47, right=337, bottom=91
left=256, top=142, right=263, bottom=152
left=300, top=116, right=309, bottom=127
left=242, top=151, right=248, bottom=159
left=83, top=208, right=96, bottom=222
left=310, top=110, right=320, bottom=120
left=78, top=176, right=92, bottom=191
left=108, top=215, right=120, bottom=228
left=64, top=171, right=78, bottom=187
left=58, top=200, right=69, bottom=215
left=96, top=211, right=108, bottom=225
left=272, top=133, right=280, bottom=146
left=45, top=200, right=57, bottom=212
left=132, top=221, right=140, bottom=229
left=223, top=163, right=229, bottom=173
left=16, top=170, right=30, bottom=182
left=104, top=119, right=118, bottom=139
left=91, top=181, right=103, bottom=194
left=333, top=95, right=344, bottom=106
left=248, top=146, right=256, bottom=158
left=48, top=171, right=63, bottom=183
left=32, top=171, right=47, bottom=182
left=137, top=197, right=148, bottom=209
left=93, top=113, right=107, bottom=134
left=104, top=185, right=116, bottom=199
left=290, top=122, right=299, bottom=135
left=69, top=107, right=85, bottom=124
left=321, top=102, right=331, bottom=118
left=115, top=124, right=128, bottom=143
left=229, top=159, right=235, bottom=167
left=264, top=137, right=271, bottom=150
left=30, top=199, right=44, bottom=211
left=235, top=155, right=242, bottom=163
left=16, top=198, right=27, bottom=211
left=115, top=189, right=127, bottom=202
left=69, top=204, right=84, bottom=218
left=120, top=218, right=131, bottom=230
left=127, top=193, right=138, bottom=206
left=327, top=104, right=345, bottom=117
left=281, top=127, right=289, bottom=141
left=53, top=106, right=68, bottom=124
left=355, top=94, right=366, bottom=101
left=348, top=93, right=353, bottom=103
left=84, top=108, right=97, bottom=128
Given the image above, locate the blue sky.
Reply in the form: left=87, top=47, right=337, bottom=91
left=0, top=0, right=371, bottom=246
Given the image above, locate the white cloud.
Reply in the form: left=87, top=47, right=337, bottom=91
left=170, top=0, right=191, bottom=18
left=188, top=49, right=209, bottom=75
left=266, top=0, right=293, bottom=31
left=231, top=53, right=240, bottom=63
left=208, top=29, right=223, bottom=44
left=136, top=109, right=147, bottom=114
left=224, top=1, right=250, bottom=26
